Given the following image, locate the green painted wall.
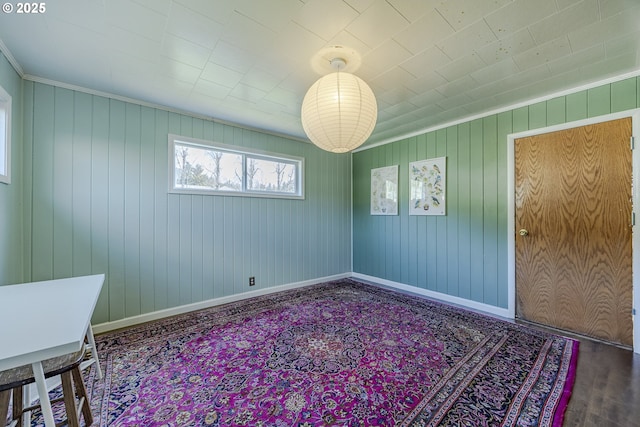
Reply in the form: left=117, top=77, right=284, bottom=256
left=21, top=81, right=352, bottom=324
left=0, top=52, right=23, bottom=286
left=353, top=77, right=639, bottom=309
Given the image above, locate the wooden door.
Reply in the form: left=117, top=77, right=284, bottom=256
left=515, top=118, right=633, bottom=347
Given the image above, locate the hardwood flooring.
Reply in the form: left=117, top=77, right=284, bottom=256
left=519, top=323, right=640, bottom=426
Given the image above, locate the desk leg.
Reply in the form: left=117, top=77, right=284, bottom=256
left=86, top=324, right=103, bottom=379
left=31, top=362, right=56, bottom=427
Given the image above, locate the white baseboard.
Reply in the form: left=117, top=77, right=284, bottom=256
left=92, top=273, right=351, bottom=334
left=351, top=273, right=513, bottom=320
left=93, top=272, right=512, bottom=335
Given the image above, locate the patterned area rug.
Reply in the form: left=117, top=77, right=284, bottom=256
left=28, top=279, right=578, bottom=426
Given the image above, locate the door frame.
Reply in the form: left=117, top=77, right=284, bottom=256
left=507, top=109, right=640, bottom=353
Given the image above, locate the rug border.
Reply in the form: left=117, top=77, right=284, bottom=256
left=552, top=339, right=580, bottom=427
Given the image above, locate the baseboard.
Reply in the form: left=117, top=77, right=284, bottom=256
left=351, top=273, right=512, bottom=320
left=92, top=273, right=351, bottom=334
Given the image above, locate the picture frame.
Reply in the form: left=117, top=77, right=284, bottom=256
left=409, top=157, right=446, bottom=215
left=370, top=165, right=398, bottom=215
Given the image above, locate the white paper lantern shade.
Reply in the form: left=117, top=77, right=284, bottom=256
left=301, top=71, right=378, bottom=153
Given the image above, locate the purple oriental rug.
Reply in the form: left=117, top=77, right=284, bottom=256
left=28, top=279, right=578, bottom=426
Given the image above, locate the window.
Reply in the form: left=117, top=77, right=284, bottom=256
left=0, top=84, right=11, bottom=184
left=169, top=134, right=304, bottom=199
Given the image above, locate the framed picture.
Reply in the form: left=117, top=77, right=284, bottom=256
left=371, top=165, right=398, bottom=215
left=409, top=157, right=446, bottom=215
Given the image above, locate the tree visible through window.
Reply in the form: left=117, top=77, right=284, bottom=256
left=169, top=135, right=304, bottom=199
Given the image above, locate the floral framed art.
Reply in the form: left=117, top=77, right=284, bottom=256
left=371, top=165, right=398, bottom=215
left=409, top=157, right=446, bottom=215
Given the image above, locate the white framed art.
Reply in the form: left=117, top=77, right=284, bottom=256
left=409, top=157, right=446, bottom=215
left=371, top=165, right=398, bottom=215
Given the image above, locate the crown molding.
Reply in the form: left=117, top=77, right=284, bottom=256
left=0, top=38, right=24, bottom=77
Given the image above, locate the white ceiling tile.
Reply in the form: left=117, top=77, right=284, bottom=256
left=556, top=0, right=583, bottom=10
left=362, top=39, right=413, bottom=78
left=263, top=87, right=301, bottom=110
left=343, top=0, right=376, bottom=13
left=491, top=63, right=553, bottom=99
left=465, top=80, right=507, bottom=103
left=599, top=0, right=640, bottom=19
left=546, top=44, right=606, bottom=76
left=475, top=29, right=537, bottom=65
left=568, top=6, right=640, bottom=52
left=407, top=88, right=446, bottom=107
left=513, top=37, right=572, bottom=70
left=435, top=75, right=477, bottom=97
left=399, top=47, right=450, bottom=77
left=435, top=0, right=512, bottom=31
left=256, top=56, right=310, bottom=88
left=107, top=26, right=162, bottom=62
left=347, top=1, right=410, bottom=48
left=106, top=0, right=167, bottom=42
left=200, top=62, right=244, bottom=88
left=166, top=3, right=224, bottom=49
left=162, top=34, right=211, bottom=70
left=436, top=53, right=485, bottom=82
left=377, top=87, right=418, bottom=106
left=220, top=12, right=280, bottom=55
left=470, top=59, right=520, bottom=86
left=172, top=0, right=235, bottom=25
left=272, top=21, right=327, bottom=63
left=393, top=9, right=454, bottom=54
left=234, top=0, right=301, bottom=31
left=192, top=79, right=233, bottom=99
left=404, top=72, right=448, bottom=94
left=606, top=30, right=640, bottom=59
left=294, top=0, right=359, bottom=40
left=435, top=93, right=473, bottom=111
left=156, top=58, right=203, bottom=85
left=44, top=1, right=108, bottom=34
left=208, top=42, right=256, bottom=74
left=371, top=66, right=417, bottom=92
left=484, top=0, right=557, bottom=38
left=132, top=0, right=171, bottom=15
left=528, top=0, right=599, bottom=45
left=241, top=68, right=282, bottom=93
left=437, top=20, right=497, bottom=60
left=230, top=83, right=268, bottom=104
left=387, top=0, right=439, bottom=23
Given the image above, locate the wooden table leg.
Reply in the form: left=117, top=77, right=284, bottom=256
left=31, top=362, right=56, bottom=427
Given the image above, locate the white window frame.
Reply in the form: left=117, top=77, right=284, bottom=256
left=0, top=84, right=11, bottom=184
left=168, top=134, right=305, bottom=200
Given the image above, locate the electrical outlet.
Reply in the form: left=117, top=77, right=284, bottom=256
left=249, top=276, right=255, bottom=286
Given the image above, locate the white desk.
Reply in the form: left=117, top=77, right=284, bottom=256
left=0, top=274, right=104, bottom=427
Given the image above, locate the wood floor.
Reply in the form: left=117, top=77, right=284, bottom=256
left=520, top=324, right=640, bottom=426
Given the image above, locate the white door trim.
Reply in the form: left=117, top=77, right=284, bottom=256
left=507, top=109, right=640, bottom=354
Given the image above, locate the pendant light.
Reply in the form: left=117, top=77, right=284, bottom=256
left=301, top=57, right=377, bottom=153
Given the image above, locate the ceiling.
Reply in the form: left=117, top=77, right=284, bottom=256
left=1, top=0, right=639, bottom=148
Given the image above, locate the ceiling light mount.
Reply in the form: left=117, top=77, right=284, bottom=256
left=310, top=46, right=362, bottom=75
left=329, top=57, right=347, bottom=71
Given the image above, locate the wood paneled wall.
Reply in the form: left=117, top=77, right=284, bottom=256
left=352, top=77, right=639, bottom=309
left=0, top=52, right=23, bottom=287
left=20, top=81, right=352, bottom=324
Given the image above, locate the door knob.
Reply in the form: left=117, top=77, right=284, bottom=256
left=519, top=228, right=529, bottom=236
